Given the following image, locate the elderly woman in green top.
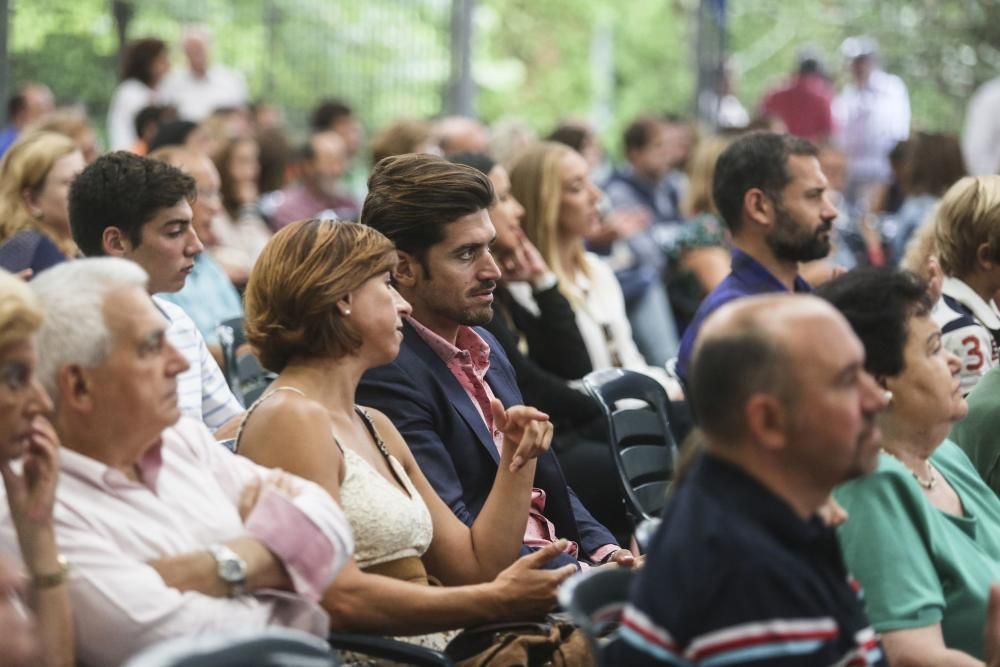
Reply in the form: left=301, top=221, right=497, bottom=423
left=818, top=267, right=1000, bottom=666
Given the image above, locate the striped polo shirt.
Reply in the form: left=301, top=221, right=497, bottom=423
left=614, top=454, right=885, bottom=666
left=154, top=296, right=243, bottom=433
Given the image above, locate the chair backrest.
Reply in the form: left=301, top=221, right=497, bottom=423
left=216, top=323, right=245, bottom=407
left=558, top=567, right=634, bottom=660
left=238, top=352, right=277, bottom=405
left=221, top=316, right=247, bottom=349
left=123, top=629, right=337, bottom=667
left=583, top=368, right=677, bottom=524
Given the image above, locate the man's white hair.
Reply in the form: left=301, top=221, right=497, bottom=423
left=31, top=258, right=149, bottom=401
left=182, top=24, right=213, bottom=48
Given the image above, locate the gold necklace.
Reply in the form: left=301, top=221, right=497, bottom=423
left=881, top=448, right=937, bottom=490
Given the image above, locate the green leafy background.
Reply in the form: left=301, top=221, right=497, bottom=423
left=11, top=0, right=997, bottom=155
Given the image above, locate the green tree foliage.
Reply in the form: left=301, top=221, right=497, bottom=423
left=8, top=0, right=999, bottom=151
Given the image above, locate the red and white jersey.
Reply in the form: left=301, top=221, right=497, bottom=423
left=932, top=277, right=1000, bottom=396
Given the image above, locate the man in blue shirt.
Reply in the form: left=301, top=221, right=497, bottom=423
left=616, top=293, right=890, bottom=666
left=675, top=132, right=838, bottom=383
left=601, top=115, right=685, bottom=366
left=0, top=83, right=54, bottom=156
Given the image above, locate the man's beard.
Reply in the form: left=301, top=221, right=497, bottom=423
left=767, top=204, right=832, bottom=263
left=457, top=280, right=497, bottom=326
left=427, top=280, right=496, bottom=327
left=458, top=304, right=494, bottom=326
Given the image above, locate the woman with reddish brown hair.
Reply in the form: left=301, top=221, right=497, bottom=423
left=238, top=219, right=574, bottom=651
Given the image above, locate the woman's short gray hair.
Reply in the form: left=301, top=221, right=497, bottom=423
left=31, top=258, right=149, bottom=401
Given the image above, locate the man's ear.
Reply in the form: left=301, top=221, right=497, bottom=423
left=744, top=188, right=773, bottom=228
left=102, top=227, right=130, bottom=257
left=743, top=393, right=788, bottom=452
left=393, top=250, right=420, bottom=288
left=57, top=365, right=93, bottom=414
left=976, top=242, right=996, bottom=272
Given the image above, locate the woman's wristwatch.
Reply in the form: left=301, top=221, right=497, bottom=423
left=32, top=554, right=70, bottom=590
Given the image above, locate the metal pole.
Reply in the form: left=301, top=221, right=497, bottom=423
left=589, top=13, right=614, bottom=133
left=694, top=0, right=726, bottom=129
left=0, top=0, right=10, bottom=125
left=262, top=0, right=279, bottom=99
left=111, top=0, right=135, bottom=69
left=447, top=0, right=475, bottom=116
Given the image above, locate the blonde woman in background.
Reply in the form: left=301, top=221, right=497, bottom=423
left=509, top=141, right=681, bottom=396
left=0, top=131, right=85, bottom=276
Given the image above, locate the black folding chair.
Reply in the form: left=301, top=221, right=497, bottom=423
left=558, top=567, right=634, bottom=664
left=123, top=629, right=337, bottom=667
left=216, top=320, right=244, bottom=407
left=238, top=352, right=277, bottom=406
left=124, top=628, right=453, bottom=667
left=583, top=368, right=678, bottom=526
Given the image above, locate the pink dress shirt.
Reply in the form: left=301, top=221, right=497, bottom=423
left=0, top=418, right=354, bottom=666
left=408, top=318, right=617, bottom=565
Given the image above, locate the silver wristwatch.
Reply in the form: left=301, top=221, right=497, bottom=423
left=207, top=543, right=247, bottom=597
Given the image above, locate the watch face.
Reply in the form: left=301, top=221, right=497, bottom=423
left=217, top=554, right=247, bottom=583
left=213, top=548, right=247, bottom=584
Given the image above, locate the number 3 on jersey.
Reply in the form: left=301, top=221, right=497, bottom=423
left=962, top=335, right=985, bottom=371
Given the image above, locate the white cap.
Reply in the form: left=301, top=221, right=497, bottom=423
left=840, top=35, right=878, bottom=60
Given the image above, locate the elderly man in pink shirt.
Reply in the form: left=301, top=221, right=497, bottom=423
left=0, top=257, right=353, bottom=666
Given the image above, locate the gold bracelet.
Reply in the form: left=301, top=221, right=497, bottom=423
left=32, top=554, right=69, bottom=590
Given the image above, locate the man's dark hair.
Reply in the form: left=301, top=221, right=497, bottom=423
left=7, top=92, right=25, bottom=120
left=69, top=152, right=196, bottom=257
left=310, top=99, right=353, bottom=132
left=816, top=267, right=934, bottom=377
left=712, top=131, right=818, bottom=233
left=547, top=125, right=589, bottom=154
left=817, top=267, right=933, bottom=379
left=360, top=154, right=493, bottom=274
left=799, top=58, right=821, bottom=76
left=120, top=38, right=167, bottom=86
left=689, top=326, right=790, bottom=441
left=133, top=104, right=168, bottom=138
left=148, top=120, right=198, bottom=153
left=623, top=116, right=662, bottom=153
left=448, top=151, right=496, bottom=177
left=902, top=131, right=967, bottom=198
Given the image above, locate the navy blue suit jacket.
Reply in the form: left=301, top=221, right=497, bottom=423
left=357, top=322, right=617, bottom=569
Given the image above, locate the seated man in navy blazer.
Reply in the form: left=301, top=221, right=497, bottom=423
left=358, top=154, right=633, bottom=569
